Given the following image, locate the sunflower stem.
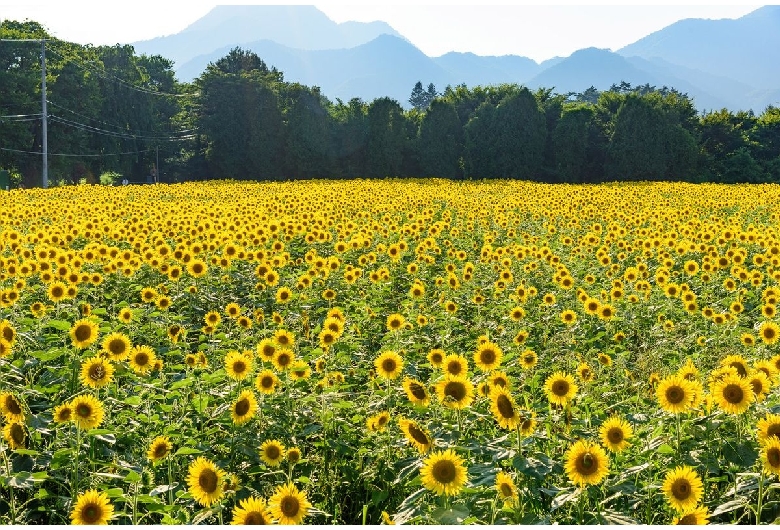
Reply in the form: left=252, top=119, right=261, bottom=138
left=72, top=425, right=81, bottom=499
left=167, top=458, right=174, bottom=507
left=1, top=446, right=17, bottom=524
left=757, top=468, right=765, bottom=524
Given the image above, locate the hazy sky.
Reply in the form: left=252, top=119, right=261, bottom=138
left=0, top=2, right=761, bottom=63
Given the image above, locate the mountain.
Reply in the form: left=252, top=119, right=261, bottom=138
left=178, top=34, right=457, bottom=105
left=618, top=5, right=780, bottom=90
left=131, top=5, right=405, bottom=68
left=431, top=52, right=541, bottom=87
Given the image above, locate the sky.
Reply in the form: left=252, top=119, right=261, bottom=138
left=0, top=2, right=762, bottom=63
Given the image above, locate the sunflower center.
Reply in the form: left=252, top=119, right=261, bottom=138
left=499, top=483, right=513, bottom=497
left=409, top=382, right=427, bottom=400
left=431, top=460, right=456, bottom=484
left=768, top=448, right=780, bottom=467
left=431, top=354, right=443, bottom=364
left=552, top=380, right=570, bottom=397
left=767, top=424, right=780, bottom=439
left=233, top=360, right=247, bottom=374
left=480, top=349, right=496, bottom=365
left=108, top=339, right=126, bottom=355
left=261, top=376, right=274, bottom=389
left=266, top=446, right=280, bottom=460
left=322, top=333, right=335, bottom=344
left=578, top=453, right=596, bottom=474
left=671, top=479, right=691, bottom=500
left=765, top=328, right=777, bottom=339
left=10, top=423, right=24, bottom=445
left=382, top=359, right=397, bottom=373
left=59, top=408, right=72, bottom=421
left=729, top=363, right=747, bottom=377
left=76, top=404, right=92, bottom=418
left=496, top=394, right=516, bottom=418
left=277, top=354, right=291, bottom=367
left=262, top=346, right=275, bottom=358
left=6, top=397, right=22, bottom=415
left=82, top=504, right=102, bottom=524
left=446, top=361, right=462, bottom=375
left=235, top=398, right=250, bottom=416
left=153, top=444, right=168, bottom=458
left=280, top=495, right=300, bottom=517
left=198, top=469, right=218, bottom=493
left=723, top=384, right=744, bottom=404
left=245, top=512, right=266, bottom=524
left=52, top=286, right=64, bottom=298
left=678, top=514, right=696, bottom=524
left=444, top=381, right=467, bottom=401
left=408, top=424, right=430, bottom=446
left=75, top=324, right=92, bottom=342
left=492, top=377, right=507, bottom=388
left=523, top=355, right=535, bottom=365
left=135, top=353, right=149, bottom=366
left=751, top=380, right=764, bottom=395
left=666, top=386, right=685, bottom=404
left=89, top=364, right=106, bottom=381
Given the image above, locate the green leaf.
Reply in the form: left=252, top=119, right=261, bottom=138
left=431, top=504, right=470, bottom=525
left=174, top=447, right=202, bottom=456
left=47, top=320, right=73, bottom=331
left=656, top=443, right=675, bottom=455
left=124, top=470, right=142, bottom=483
left=193, top=395, right=209, bottom=414
left=124, top=395, right=142, bottom=406
left=711, top=497, right=748, bottom=516
left=551, top=489, right=580, bottom=511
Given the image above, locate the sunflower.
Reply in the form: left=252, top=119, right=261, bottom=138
left=187, top=456, right=225, bottom=507
left=225, top=350, right=253, bottom=381
left=656, top=374, right=695, bottom=414
left=489, top=387, right=521, bottom=430
left=754, top=360, right=778, bottom=381
left=721, top=354, right=749, bottom=377
left=748, top=370, right=771, bottom=402
left=272, top=348, right=295, bottom=372
left=255, top=369, right=279, bottom=395
left=427, top=348, right=445, bottom=368
left=0, top=392, right=24, bottom=423
left=231, top=496, right=273, bottom=525
left=435, top=375, right=474, bottom=410
left=757, top=413, right=780, bottom=444
left=398, top=417, right=433, bottom=453
left=474, top=341, right=502, bottom=372
left=761, top=438, right=780, bottom=476
left=672, top=506, right=710, bottom=525
left=147, top=435, right=173, bottom=462
left=117, top=307, right=133, bottom=323
left=129, top=345, right=157, bottom=375
left=367, top=411, right=391, bottom=432
left=80, top=357, right=115, bottom=389
left=257, top=338, right=276, bottom=363
left=3, top=421, right=25, bottom=449
left=759, top=321, right=780, bottom=345
left=101, top=332, right=131, bottom=361
left=70, top=489, right=114, bottom=525
left=520, top=349, right=538, bottom=370
left=598, top=353, right=612, bottom=367
left=275, top=286, right=293, bottom=304
left=711, top=374, right=754, bottom=415
left=495, top=471, right=519, bottom=503
left=577, top=362, right=594, bottom=383
left=204, top=310, right=222, bottom=327
left=318, top=329, right=337, bottom=349
left=70, top=394, right=104, bottom=430
left=519, top=410, right=537, bottom=436
left=560, top=309, right=577, bottom=325
left=0, top=338, right=12, bottom=359
left=287, top=447, right=302, bottom=464
left=225, top=302, right=241, bottom=319
left=375, top=350, right=404, bottom=380
left=273, top=328, right=295, bottom=348
left=677, top=358, right=699, bottom=381
left=564, top=440, right=609, bottom=487
left=420, top=449, right=468, bottom=496
left=53, top=402, right=73, bottom=423
left=232, top=390, right=258, bottom=425
left=545, top=371, right=578, bottom=406
left=442, top=354, right=469, bottom=377
left=268, top=482, right=311, bottom=525
left=290, top=362, right=311, bottom=381
left=47, top=281, right=68, bottom=303
left=509, top=306, right=525, bottom=321
left=489, top=370, right=510, bottom=390
left=662, top=466, right=703, bottom=512
left=155, top=296, right=172, bottom=311
left=599, top=416, right=633, bottom=453
left=386, top=313, right=406, bottom=332
left=140, top=287, right=158, bottom=304
left=403, top=377, right=430, bottom=406
left=69, top=318, right=99, bottom=349
left=187, top=259, right=208, bottom=278
left=260, top=440, right=286, bottom=467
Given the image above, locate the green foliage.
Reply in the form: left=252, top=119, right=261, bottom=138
left=418, top=100, right=462, bottom=179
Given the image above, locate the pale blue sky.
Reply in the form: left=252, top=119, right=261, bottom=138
left=0, top=2, right=761, bottom=63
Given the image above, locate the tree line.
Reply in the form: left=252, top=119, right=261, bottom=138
left=2, top=21, right=779, bottom=187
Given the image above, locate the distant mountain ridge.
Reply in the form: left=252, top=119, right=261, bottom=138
left=132, top=5, right=780, bottom=112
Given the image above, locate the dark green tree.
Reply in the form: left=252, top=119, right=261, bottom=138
left=418, top=99, right=462, bottom=179
left=331, top=98, right=368, bottom=178
left=366, top=97, right=407, bottom=178
left=280, top=83, right=333, bottom=179
left=408, top=81, right=437, bottom=112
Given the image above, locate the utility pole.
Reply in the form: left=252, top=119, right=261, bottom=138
left=41, top=39, right=48, bottom=188
left=156, top=145, right=159, bottom=184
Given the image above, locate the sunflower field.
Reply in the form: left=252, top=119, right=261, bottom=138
left=2, top=179, right=780, bottom=525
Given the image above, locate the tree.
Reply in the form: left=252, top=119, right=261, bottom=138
left=553, top=104, right=595, bottom=183
left=331, top=98, right=368, bottom=178
left=418, top=99, right=462, bottom=179
left=408, top=81, right=437, bottom=112
left=366, top=97, right=408, bottom=178
left=280, top=83, right=333, bottom=179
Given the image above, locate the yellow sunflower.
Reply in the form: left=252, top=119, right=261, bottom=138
left=53, top=402, right=73, bottom=423
left=129, top=345, right=157, bottom=375
left=761, top=438, right=780, bottom=476
left=757, top=413, right=780, bottom=444
left=231, top=496, right=273, bottom=525
left=402, top=377, right=430, bottom=406
left=599, top=416, right=633, bottom=453
left=672, top=506, right=710, bottom=525
left=0, top=392, right=24, bottom=423
left=260, top=440, right=286, bottom=467
left=0, top=338, right=12, bottom=359
left=386, top=313, right=406, bottom=332
left=759, top=321, right=780, bottom=345
left=69, top=318, right=99, bottom=349
left=489, top=386, right=521, bottom=430
left=398, top=417, right=433, bottom=454
left=231, top=390, right=258, bottom=425
left=287, top=447, right=302, bottom=464
left=70, top=489, right=114, bottom=525
left=100, top=332, right=131, bottom=361
left=474, top=341, right=502, bottom=372
left=80, top=357, right=115, bottom=389
left=420, top=448, right=468, bottom=496
left=268, top=482, right=311, bottom=525
left=117, top=307, right=133, bottom=323
left=273, top=328, right=295, bottom=348
left=367, top=411, right=391, bottom=432
left=70, top=394, right=105, bottom=430
left=747, top=370, right=771, bottom=402
left=656, top=374, right=695, bottom=414
left=519, top=410, right=537, bottom=437
left=428, top=348, right=445, bottom=368
left=442, top=353, right=469, bottom=377
left=187, top=456, right=225, bottom=507
left=272, top=348, right=295, bottom=372
left=662, top=466, right=703, bottom=512
left=436, top=375, right=475, bottom=410
left=3, top=421, right=25, bottom=449
left=711, top=374, right=754, bottom=415
left=720, top=354, right=749, bottom=377
left=225, top=350, right=253, bottom=381
left=256, top=338, right=276, bottom=363
left=495, top=471, right=519, bottom=503
left=519, top=349, right=538, bottom=370
left=255, top=369, right=280, bottom=395
left=545, top=371, right=578, bottom=406
left=375, top=350, right=404, bottom=380
left=147, top=435, right=173, bottom=462
left=564, top=440, right=610, bottom=487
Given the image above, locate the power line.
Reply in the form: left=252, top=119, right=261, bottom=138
left=47, top=100, right=197, bottom=136
left=0, top=146, right=156, bottom=157
left=49, top=114, right=196, bottom=141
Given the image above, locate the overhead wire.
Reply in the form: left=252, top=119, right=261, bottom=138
left=0, top=146, right=156, bottom=157
left=47, top=100, right=197, bottom=137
